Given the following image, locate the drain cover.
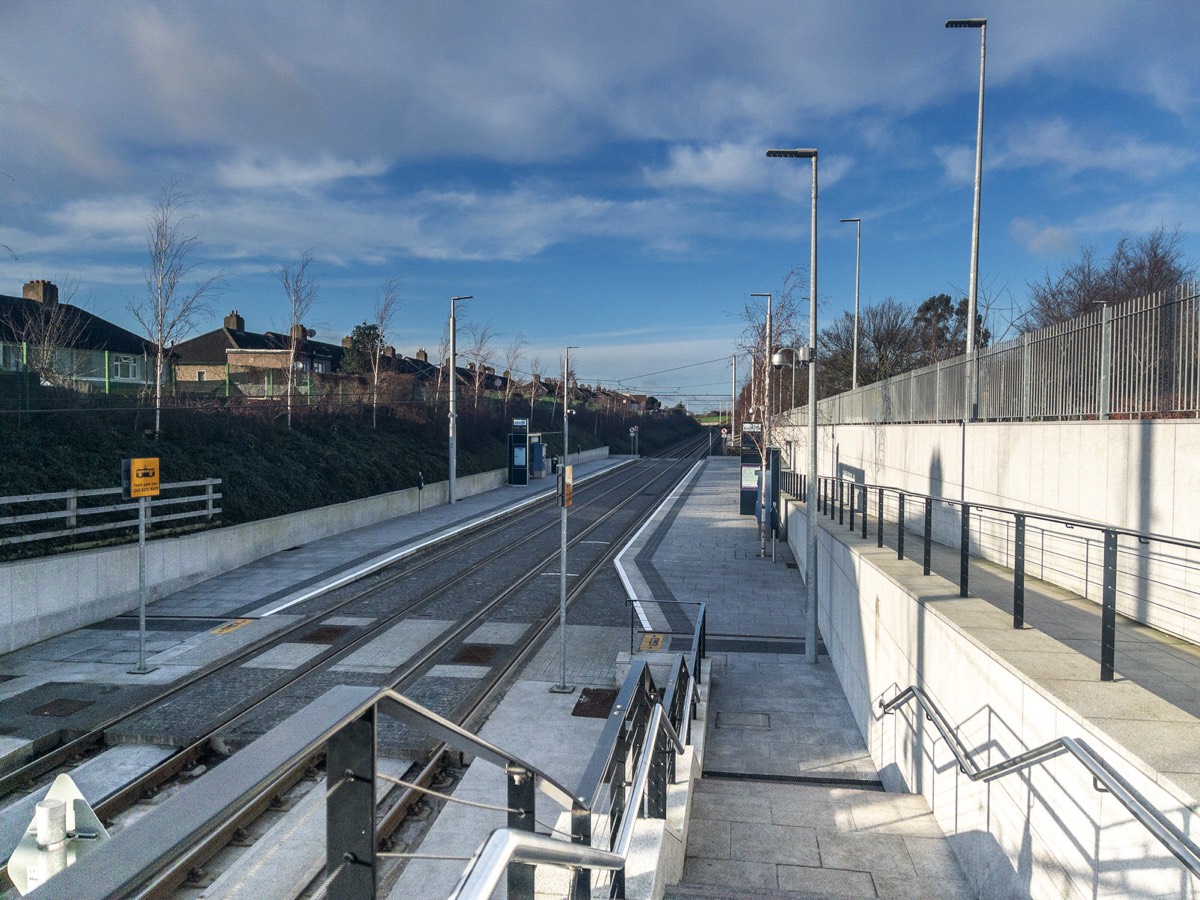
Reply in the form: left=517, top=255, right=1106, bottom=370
left=716, top=711, right=770, bottom=729
left=30, top=698, right=94, bottom=717
left=298, top=625, right=353, bottom=644
left=453, top=644, right=498, bottom=665
left=572, top=688, right=619, bottom=719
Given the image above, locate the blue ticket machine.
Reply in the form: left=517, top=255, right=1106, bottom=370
left=509, top=418, right=530, bottom=485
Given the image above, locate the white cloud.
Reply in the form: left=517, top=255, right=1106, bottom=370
left=216, top=155, right=390, bottom=192
left=1010, top=218, right=1076, bottom=256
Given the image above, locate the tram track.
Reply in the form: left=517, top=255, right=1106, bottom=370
left=0, top=434, right=711, bottom=896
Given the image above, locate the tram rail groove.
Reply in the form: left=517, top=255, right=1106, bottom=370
left=0, top=435, right=712, bottom=894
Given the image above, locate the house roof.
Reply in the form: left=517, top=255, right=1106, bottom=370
left=174, top=324, right=345, bottom=369
left=0, top=294, right=154, bottom=355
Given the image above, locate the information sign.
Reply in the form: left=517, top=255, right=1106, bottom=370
left=560, top=465, right=574, bottom=507
left=124, top=457, right=160, bottom=499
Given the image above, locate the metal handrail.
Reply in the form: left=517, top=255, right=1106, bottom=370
left=880, top=684, right=1200, bottom=879
left=450, top=702, right=682, bottom=900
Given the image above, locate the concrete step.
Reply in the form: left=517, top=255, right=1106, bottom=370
left=678, top=777, right=974, bottom=898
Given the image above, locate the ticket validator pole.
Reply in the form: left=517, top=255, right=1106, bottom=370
left=552, top=346, right=579, bottom=693
left=123, top=457, right=161, bottom=675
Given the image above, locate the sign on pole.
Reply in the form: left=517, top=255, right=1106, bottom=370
left=122, top=457, right=160, bottom=499
left=560, top=465, right=573, bottom=508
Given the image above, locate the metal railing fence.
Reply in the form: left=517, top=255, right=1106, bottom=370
left=783, top=474, right=1200, bottom=681
left=786, top=281, right=1200, bottom=426
left=24, top=637, right=703, bottom=899
left=880, top=685, right=1200, bottom=879
left=0, top=479, right=221, bottom=550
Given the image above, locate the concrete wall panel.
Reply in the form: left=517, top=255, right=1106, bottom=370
left=792, top=517, right=1200, bottom=898
left=0, top=447, right=610, bottom=653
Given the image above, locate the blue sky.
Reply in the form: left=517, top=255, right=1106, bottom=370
left=2, top=1, right=1198, bottom=409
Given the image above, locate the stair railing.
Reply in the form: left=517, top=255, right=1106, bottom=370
left=881, top=684, right=1200, bottom=878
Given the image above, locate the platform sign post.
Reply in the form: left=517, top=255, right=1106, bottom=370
left=122, top=458, right=160, bottom=675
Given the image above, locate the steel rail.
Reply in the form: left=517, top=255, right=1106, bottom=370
left=0, top=441, right=703, bottom=892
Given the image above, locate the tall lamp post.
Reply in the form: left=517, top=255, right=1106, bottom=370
left=553, top=345, right=579, bottom=694
left=840, top=217, right=862, bottom=390
left=767, top=147, right=819, bottom=665
left=946, top=17, right=987, bottom=401
left=448, top=295, right=473, bottom=505
left=751, top=292, right=772, bottom=558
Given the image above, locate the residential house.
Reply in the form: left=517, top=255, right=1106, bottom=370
left=173, top=311, right=345, bottom=396
left=0, top=280, right=156, bottom=393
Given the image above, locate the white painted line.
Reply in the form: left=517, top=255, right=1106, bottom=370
left=259, top=459, right=634, bottom=617
left=613, top=458, right=705, bottom=631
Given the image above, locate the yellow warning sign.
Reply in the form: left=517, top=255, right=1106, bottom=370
left=640, top=633, right=666, bottom=651
left=129, top=457, right=160, bottom=498
left=211, top=618, right=253, bottom=635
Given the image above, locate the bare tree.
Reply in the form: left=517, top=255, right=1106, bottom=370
left=434, top=322, right=452, bottom=410
left=463, top=321, right=498, bottom=409
left=735, top=265, right=806, bottom=427
left=1021, top=226, right=1195, bottom=331
left=276, top=252, right=318, bottom=429
left=129, top=185, right=224, bottom=439
left=502, top=336, right=527, bottom=418
left=527, top=353, right=544, bottom=423
left=369, top=278, right=399, bottom=428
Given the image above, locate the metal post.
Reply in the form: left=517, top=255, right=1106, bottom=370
left=861, top=486, right=868, bottom=540
left=507, top=765, right=536, bottom=898
left=838, top=480, right=844, bottom=525
left=449, top=295, right=473, bottom=505
left=1101, top=530, right=1118, bottom=681
left=1099, top=304, right=1114, bottom=419
left=66, top=491, right=77, bottom=530
left=553, top=347, right=577, bottom=695
left=326, top=710, right=376, bottom=899
left=898, top=494, right=906, bottom=560
left=923, top=498, right=933, bottom=576
left=877, top=487, right=884, bottom=548
left=205, top=481, right=214, bottom=521
left=842, top=217, right=862, bottom=389
left=960, top=504, right=971, bottom=596
left=128, top=496, right=156, bottom=675
left=849, top=484, right=856, bottom=531
left=1013, top=514, right=1026, bottom=628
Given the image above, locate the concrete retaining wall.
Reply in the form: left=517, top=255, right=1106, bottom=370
left=0, top=446, right=610, bottom=653
left=788, top=514, right=1200, bottom=898
left=776, top=419, right=1200, bottom=643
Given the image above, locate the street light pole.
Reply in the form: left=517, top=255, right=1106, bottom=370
left=767, top=147, right=819, bottom=665
left=554, top=345, right=579, bottom=694
left=448, top=295, right=473, bottom=505
left=751, top=292, right=772, bottom=559
left=840, top=218, right=862, bottom=390
left=946, top=17, right=987, bottom=386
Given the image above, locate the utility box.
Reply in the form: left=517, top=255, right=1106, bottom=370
left=530, top=440, right=548, bottom=478
left=508, top=418, right=530, bottom=485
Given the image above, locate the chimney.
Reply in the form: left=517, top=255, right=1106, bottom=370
left=384, top=345, right=395, bottom=358
left=290, top=323, right=306, bottom=342
left=23, top=280, right=58, bottom=306
left=416, top=349, right=428, bottom=362
left=341, top=336, right=352, bottom=348
left=224, top=310, right=245, bottom=332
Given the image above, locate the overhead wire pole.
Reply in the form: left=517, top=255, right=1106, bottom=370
left=767, top=147, right=819, bottom=665
left=447, top=295, right=473, bottom=505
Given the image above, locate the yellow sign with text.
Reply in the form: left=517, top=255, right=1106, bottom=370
left=129, top=457, right=160, bottom=498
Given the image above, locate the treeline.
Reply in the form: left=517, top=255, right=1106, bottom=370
left=733, top=226, right=1195, bottom=418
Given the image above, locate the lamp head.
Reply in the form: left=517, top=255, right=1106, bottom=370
left=945, top=18, right=986, bottom=27
left=766, top=148, right=817, bottom=159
